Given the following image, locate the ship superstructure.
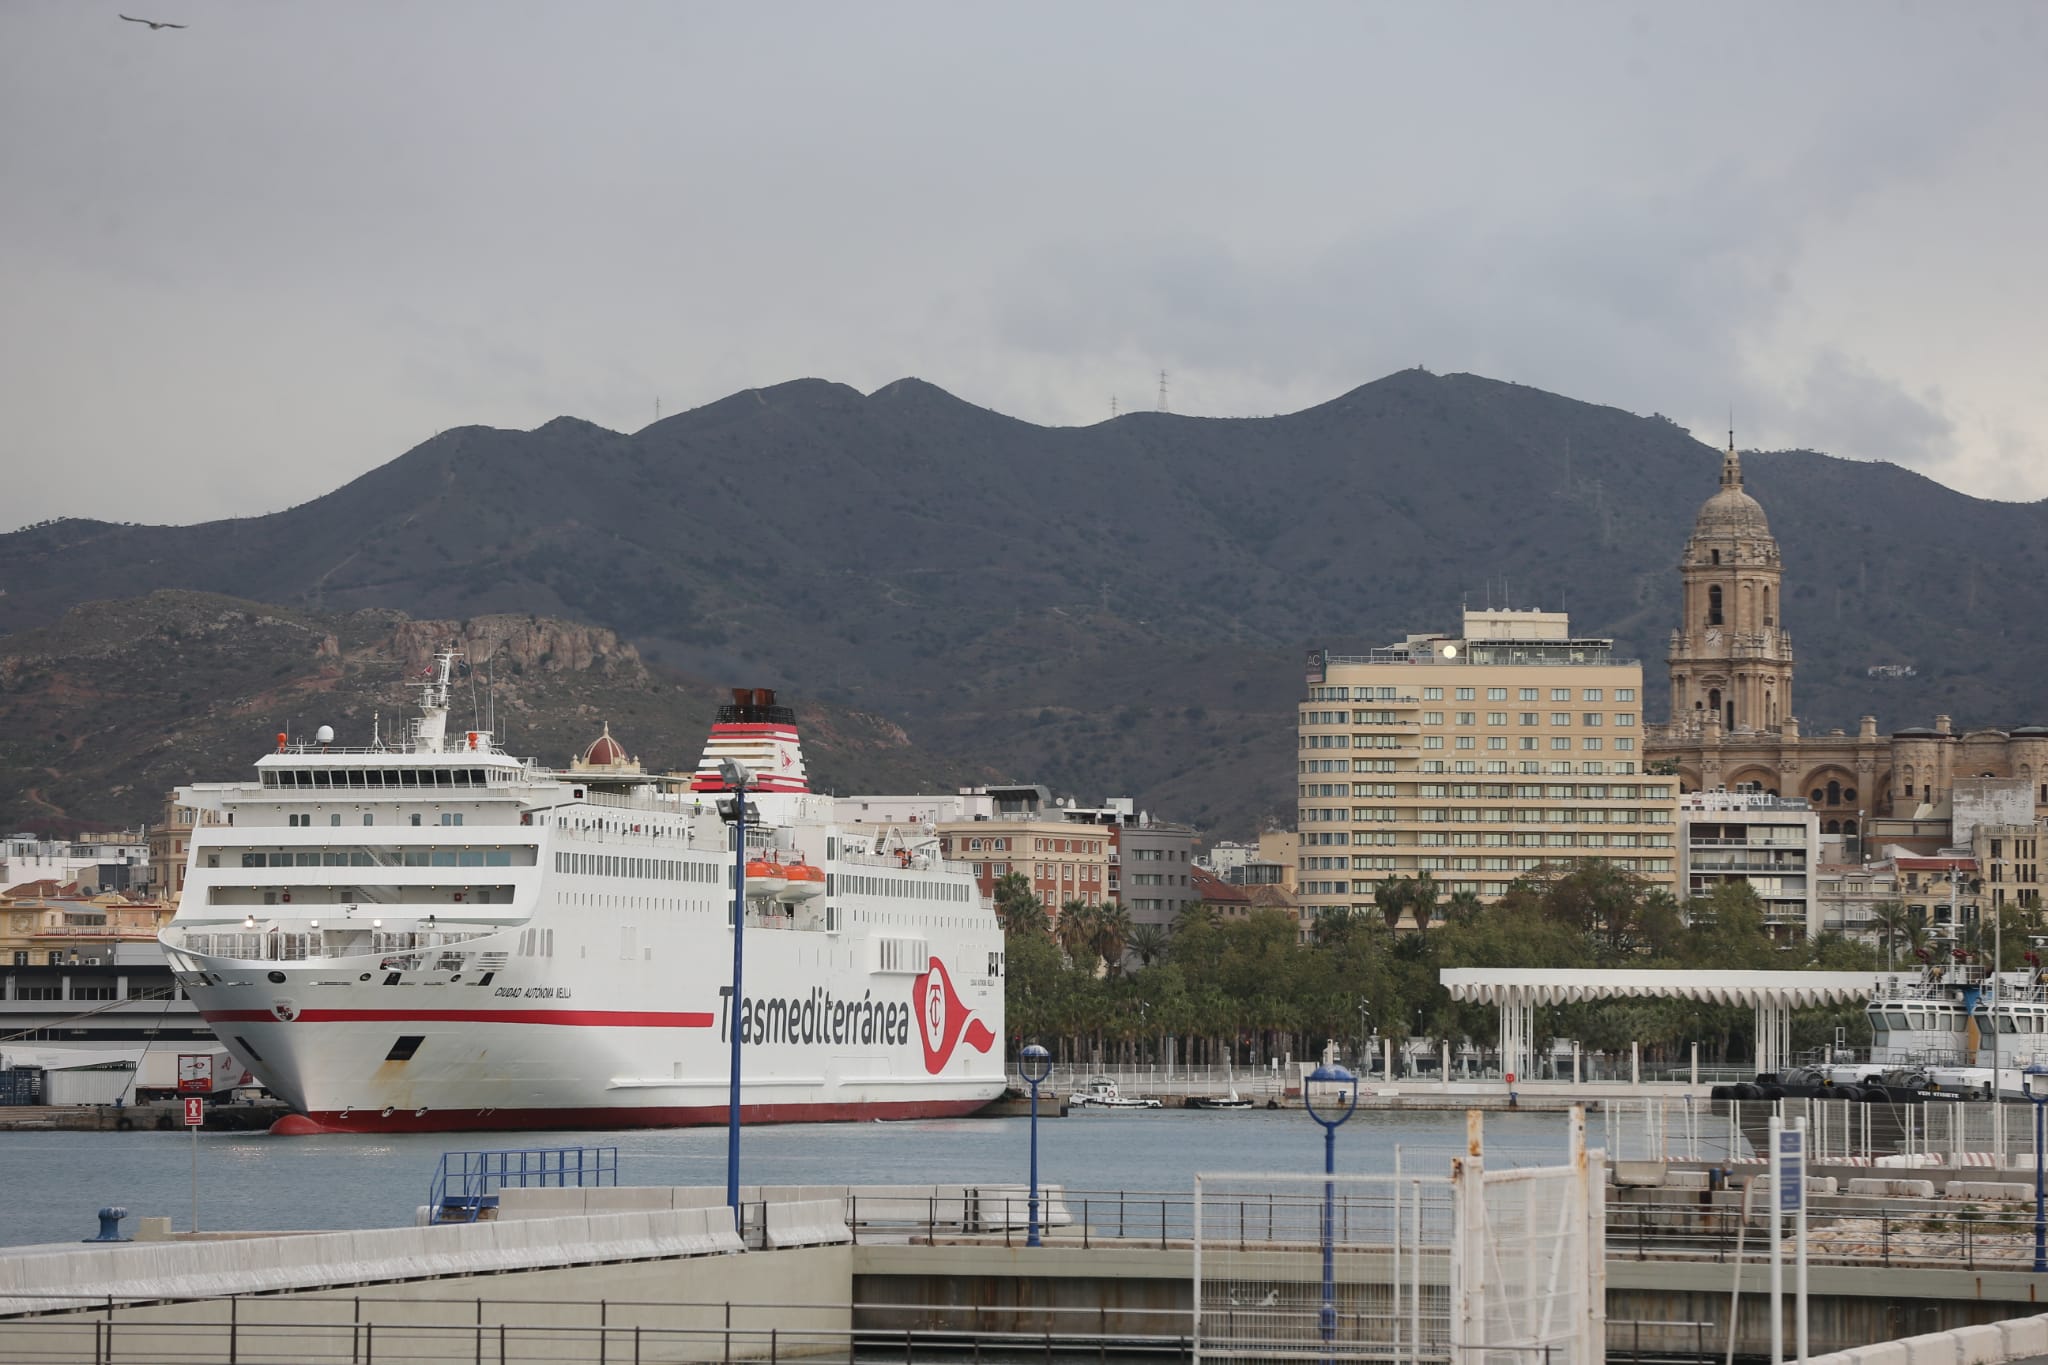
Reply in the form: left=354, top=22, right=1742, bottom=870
left=159, top=661, right=1004, bottom=1133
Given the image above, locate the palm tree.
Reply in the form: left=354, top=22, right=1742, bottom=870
left=1410, top=873, right=1439, bottom=932
left=1055, top=900, right=1098, bottom=967
left=1868, top=900, right=1910, bottom=969
left=1091, top=902, right=1134, bottom=975
left=1003, top=896, right=1050, bottom=940
left=1126, top=923, right=1169, bottom=968
left=1375, top=878, right=1412, bottom=931
left=993, top=873, right=1045, bottom=935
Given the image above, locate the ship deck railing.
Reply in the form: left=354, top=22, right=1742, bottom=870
left=171, top=928, right=494, bottom=963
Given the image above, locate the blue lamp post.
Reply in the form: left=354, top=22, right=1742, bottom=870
left=2026, top=1064, right=2048, bottom=1272
left=1304, top=1061, right=1359, bottom=1356
left=1020, top=1043, right=1053, bottom=1247
left=715, top=758, right=752, bottom=1231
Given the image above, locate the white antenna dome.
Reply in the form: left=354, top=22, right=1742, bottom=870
left=315, top=724, right=335, bottom=744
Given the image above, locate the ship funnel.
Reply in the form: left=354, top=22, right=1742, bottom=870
left=691, top=686, right=809, bottom=794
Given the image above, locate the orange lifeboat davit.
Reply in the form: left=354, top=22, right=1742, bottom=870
left=780, top=862, right=826, bottom=902
left=743, top=858, right=789, bottom=897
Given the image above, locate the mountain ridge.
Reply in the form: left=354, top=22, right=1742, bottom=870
left=4, top=369, right=2045, bottom=837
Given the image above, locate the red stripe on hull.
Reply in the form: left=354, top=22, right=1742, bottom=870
left=272, top=1096, right=995, bottom=1135
left=205, top=1008, right=715, bottom=1028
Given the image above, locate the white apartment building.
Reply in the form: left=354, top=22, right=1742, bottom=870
left=1678, top=789, right=1821, bottom=940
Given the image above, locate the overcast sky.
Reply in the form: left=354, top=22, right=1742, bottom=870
left=4, top=2, right=2045, bottom=527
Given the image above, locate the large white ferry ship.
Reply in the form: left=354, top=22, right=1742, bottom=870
left=158, top=658, right=1005, bottom=1133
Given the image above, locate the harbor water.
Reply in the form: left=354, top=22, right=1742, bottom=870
left=0, top=1106, right=1591, bottom=1249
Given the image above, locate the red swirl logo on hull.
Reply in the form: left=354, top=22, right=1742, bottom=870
left=915, top=957, right=995, bottom=1074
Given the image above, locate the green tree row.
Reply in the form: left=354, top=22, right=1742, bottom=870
left=990, top=864, right=2022, bottom=1073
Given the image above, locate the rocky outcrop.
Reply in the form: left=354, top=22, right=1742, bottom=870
left=383, top=616, right=643, bottom=679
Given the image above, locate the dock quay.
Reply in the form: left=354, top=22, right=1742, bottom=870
left=0, top=1100, right=290, bottom=1132
left=11, top=1155, right=2048, bottom=1362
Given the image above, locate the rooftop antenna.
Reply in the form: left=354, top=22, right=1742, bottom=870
left=1157, top=370, right=1169, bottom=413
left=656, top=397, right=662, bottom=423
left=1111, top=395, right=1118, bottom=419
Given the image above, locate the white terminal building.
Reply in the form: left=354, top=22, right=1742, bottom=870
left=1678, top=788, right=1821, bottom=940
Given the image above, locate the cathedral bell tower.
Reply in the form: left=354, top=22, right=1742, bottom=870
left=1667, top=436, right=1794, bottom=733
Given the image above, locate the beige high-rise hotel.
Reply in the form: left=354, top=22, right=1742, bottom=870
left=1298, top=609, right=1679, bottom=926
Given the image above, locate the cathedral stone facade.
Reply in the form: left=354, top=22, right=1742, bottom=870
left=1644, top=442, right=2048, bottom=836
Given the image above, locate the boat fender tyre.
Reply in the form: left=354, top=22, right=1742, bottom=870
left=1862, top=1086, right=1893, bottom=1104
left=1738, top=1083, right=1766, bottom=1100
left=1266, top=1099, right=1279, bottom=1110
left=154, top=1113, right=173, bottom=1130
left=1760, top=1085, right=1786, bottom=1101
left=115, top=1116, right=134, bottom=1131
left=1833, top=1085, right=1864, bottom=1103
left=1709, top=1085, right=1734, bottom=1101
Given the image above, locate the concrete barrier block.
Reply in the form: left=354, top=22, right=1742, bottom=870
left=1614, top=1160, right=1668, bottom=1187
left=495, top=1187, right=590, bottom=1218
left=1944, top=1182, right=2033, bottom=1202
left=765, top=1198, right=852, bottom=1249
left=1663, top=1171, right=1712, bottom=1190
left=670, top=1186, right=727, bottom=1209
left=1852, top=1341, right=1911, bottom=1365
left=1996, top=1314, right=2048, bottom=1359
left=1808, top=1177, right=1837, bottom=1196
left=1902, top=1333, right=1959, bottom=1365
left=1951, top=1324, right=2003, bottom=1365
left=1847, top=1178, right=1937, bottom=1199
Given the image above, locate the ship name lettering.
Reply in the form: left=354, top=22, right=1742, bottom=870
left=718, top=983, right=911, bottom=1048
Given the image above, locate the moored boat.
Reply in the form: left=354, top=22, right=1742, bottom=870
left=158, top=666, right=1005, bottom=1133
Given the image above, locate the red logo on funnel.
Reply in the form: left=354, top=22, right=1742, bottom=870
left=915, top=957, right=995, bottom=1073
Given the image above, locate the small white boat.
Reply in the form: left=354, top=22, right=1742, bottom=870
left=1068, top=1077, right=1161, bottom=1109
left=1186, top=1059, right=1255, bottom=1109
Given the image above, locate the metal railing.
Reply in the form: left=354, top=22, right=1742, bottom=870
left=1606, top=1197, right=2048, bottom=1271
left=0, top=1293, right=1574, bottom=1364
left=429, top=1146, right=619, bottom=1222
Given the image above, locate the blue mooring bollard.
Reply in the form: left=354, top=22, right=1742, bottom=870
left=84, top=1206, right=130, bottom=1243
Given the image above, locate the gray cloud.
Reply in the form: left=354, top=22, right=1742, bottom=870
left=3, top=1, right=2046, bottom=526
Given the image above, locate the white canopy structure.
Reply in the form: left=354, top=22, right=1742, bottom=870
left=1440, top=968, right=1884, bottom=1079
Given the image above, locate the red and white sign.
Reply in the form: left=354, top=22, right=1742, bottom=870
left=182, top=1097, right=205, bottom=1127
left=913, top=957, right=996, bottom=1074
left=176, top=1054, right=211, bottom=1094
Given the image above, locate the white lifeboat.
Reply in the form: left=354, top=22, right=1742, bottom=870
left=743, top=858, right=789, bottom=898
left=780, top=861, right=826, bottom=902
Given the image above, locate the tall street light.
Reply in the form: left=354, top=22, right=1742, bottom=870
left=715, top=757, right=752, bottom=1231
left=2026, top=1065, right=2048, bottom=1273
left=1020, top=1043, right=1053, bottom=1247
left=1304, top=1061, right=1359, bottom=1360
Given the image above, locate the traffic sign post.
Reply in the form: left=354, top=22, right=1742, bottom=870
left=184, top=1095, right=204, bottom=1233
left=1768, top=1118, right=1809, bottom=1365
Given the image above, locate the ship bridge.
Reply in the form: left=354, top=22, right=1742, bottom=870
left=1440, top=967, right=1886, bottom=1079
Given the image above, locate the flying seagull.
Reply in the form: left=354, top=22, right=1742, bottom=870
left=119, top=14, right=188, bottom=29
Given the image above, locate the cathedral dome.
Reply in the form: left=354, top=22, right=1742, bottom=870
left=1691, top=442, right=1772, bottom=539
left=1693, top=484, right=1772, bottom=538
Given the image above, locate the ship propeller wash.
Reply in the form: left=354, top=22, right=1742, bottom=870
left=160, top=659, right=1004, bottom=1133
